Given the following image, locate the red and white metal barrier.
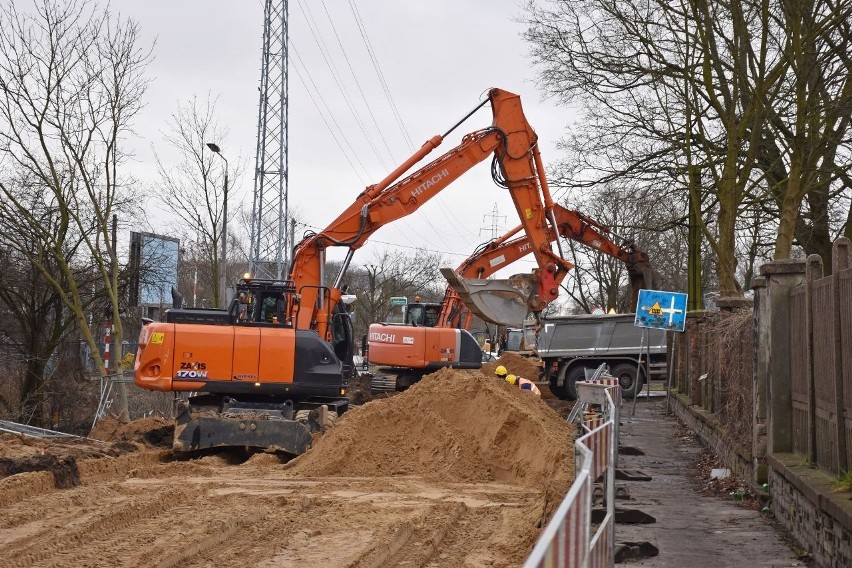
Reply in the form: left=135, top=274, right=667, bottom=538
left=524, top=382, right=619, bottom=568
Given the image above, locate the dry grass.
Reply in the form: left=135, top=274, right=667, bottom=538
left=703, top=309, right=754, bottom=452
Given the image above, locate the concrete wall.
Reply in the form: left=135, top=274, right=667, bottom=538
left=768, top=454, right=852, bottom=568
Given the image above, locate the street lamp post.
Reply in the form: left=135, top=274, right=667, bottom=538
left=206, top=142, right=229, bottom=308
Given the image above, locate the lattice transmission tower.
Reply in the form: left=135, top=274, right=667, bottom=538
left=249, top=0, right=289, bottom=280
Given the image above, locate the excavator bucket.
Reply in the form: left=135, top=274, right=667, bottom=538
left=440, top=268, right=536, bottom=326
left=627, top=260, right=664, bottom=307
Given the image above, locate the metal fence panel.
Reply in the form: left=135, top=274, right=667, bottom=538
left=790, top=286, right=810, bottom=455
left=812, top=277, right=840, bottom=473
left=525, top=386, right=618, bottom=568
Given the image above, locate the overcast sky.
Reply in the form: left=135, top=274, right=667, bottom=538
left=109, top=0, right=577, bottom=272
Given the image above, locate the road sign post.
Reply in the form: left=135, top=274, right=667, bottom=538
left=632, top=289, right=689, bottom=415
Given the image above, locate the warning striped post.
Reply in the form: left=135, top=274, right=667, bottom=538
left=103, top=319, right=111, bottom=375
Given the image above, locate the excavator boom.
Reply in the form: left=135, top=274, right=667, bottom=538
left=289, top=88, right=572, bottom=339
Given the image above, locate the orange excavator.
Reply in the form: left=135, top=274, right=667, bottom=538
left=133, top=87, right=597, bottom=454
left=366, top=203, right=656, bottom=388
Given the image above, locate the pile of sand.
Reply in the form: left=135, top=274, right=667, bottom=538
left=482, top=352, right=543, bottom=381
left=286, top=367, right=574, bottom=486
left=89, top=416, right=173, bottom=447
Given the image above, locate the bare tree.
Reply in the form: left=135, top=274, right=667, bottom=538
left=0, top=0, right=151, bottom=420
left=154, top=94, right=244, bottom=307
left=523, top=0, right=852, bottom=294
left=0, top=235, right=82, bottom=425
left=343, top=250, right=448, bottom=341
left=556, top=183, right=696, bottom=312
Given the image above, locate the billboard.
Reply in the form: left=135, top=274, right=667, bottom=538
left=128, top=231, right=180, bottom=307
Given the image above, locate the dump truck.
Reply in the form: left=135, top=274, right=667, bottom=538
left=536, top=313, right=667, bottom=400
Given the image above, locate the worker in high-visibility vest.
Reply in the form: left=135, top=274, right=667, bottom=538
left=505, top=374, right=542, bottom=396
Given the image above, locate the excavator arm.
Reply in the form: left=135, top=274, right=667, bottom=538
left=289, top=88, right=572, bottom=338
left=438, top=204, right=658, bottom=327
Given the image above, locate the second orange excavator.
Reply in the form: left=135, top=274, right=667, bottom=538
left=366, top=204, right=657, bottom=389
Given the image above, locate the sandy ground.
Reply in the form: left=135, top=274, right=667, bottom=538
left=0, top=369, right=575, bottom=568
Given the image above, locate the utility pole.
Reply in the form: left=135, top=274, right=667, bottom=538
left=206, top=143, right=229, bottom=307
left=480, top=203, right=506, bottom=239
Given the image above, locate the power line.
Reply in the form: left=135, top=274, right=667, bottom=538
left=296, top=0, right=391, bottom=171
left=319, top=0, right=396, bottom=166
left=289, top=43, right=370, bottom=183
left=348, top=0, right=414, bottom=150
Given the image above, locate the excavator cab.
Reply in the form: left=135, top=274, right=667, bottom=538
left=405, top=303, right=441, bottom=327
left=231, top=280, right=295, bottom=326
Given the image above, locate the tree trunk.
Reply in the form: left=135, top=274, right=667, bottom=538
left=795, top=183, right=832, bottom=272
left=717, top=204, right=742, bottom=296
left=18, top=357, right=47, bottom=427
left=775, top=193, right=803, bottom=259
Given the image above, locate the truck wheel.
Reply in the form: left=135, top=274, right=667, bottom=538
left=564, top=366, right=587, bottom=401
left=611, top=363, right=644, bottom=399
left=553, top=364, right=583, bottom=401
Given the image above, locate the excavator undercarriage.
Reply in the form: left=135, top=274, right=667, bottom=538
left=172, top=395, right=344, bottom=454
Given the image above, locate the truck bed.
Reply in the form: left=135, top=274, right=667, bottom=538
left=536, top=314, right=667, bottom=358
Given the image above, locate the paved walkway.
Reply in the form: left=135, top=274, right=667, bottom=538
left=615, top=396, right=806, bottom=567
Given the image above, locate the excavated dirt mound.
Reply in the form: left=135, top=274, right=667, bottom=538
left=89, top=415, right=173, bottom=447
left=0, top=433, right=138, bottom=488
left=286, top=367, right=574, bottom=487
left=482, top=351, right=543, bottom=381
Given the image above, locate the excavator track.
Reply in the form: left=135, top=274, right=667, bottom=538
left=173, top=396, right=344, bottom=454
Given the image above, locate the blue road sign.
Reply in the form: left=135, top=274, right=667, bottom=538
left=634, top=289, right=688, bottom=332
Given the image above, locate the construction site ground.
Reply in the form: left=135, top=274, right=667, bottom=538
left=1, top=354, right=804, bottom=567
left=0, top=365, right=573, bottom=568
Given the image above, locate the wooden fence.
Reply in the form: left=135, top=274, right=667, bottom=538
left=788, top=247, right=852, bottom=475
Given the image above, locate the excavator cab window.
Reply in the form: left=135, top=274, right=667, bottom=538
left=405, top=303, right=441, bottom=327
left=331, top=303, right=354, bottom=369
left=260, top=294, right=277, bottom=323
left=423, top=305, right=440, bottom=327
left=236, top=291, right=256, bottom=322
left=406, top=304, right=423, bottom=326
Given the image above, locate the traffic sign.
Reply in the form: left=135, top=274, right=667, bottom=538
left=389, top=296, right=408, bottom=306
left=634, top=289, right=688, bottom=332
